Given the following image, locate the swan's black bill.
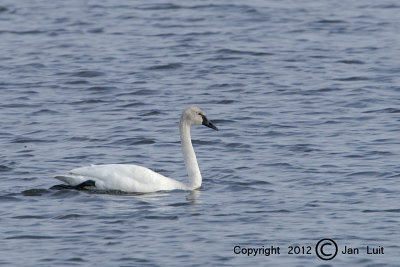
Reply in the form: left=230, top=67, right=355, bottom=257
left=202, top=115, right=218, bottom=131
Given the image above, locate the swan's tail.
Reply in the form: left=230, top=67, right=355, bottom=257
left=53, top=175, right=95, bottom=190
left=54, top=174, right=89, bottom=186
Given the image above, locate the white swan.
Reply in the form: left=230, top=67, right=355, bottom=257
left=54, top=106, right=218, bottom=193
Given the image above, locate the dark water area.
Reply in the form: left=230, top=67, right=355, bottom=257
left=1, top=0, right=400, bottom=266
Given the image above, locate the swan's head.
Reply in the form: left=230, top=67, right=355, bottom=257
left=181, top=106, right=218, bottom=131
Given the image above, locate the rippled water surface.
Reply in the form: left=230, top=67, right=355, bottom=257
left=1, top=0, right=400, bottom=266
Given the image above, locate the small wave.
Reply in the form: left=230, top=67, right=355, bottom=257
left=0, top=30, right=46, bottom=35
left=55, top=214, right=86, bottom=220
left=332, top=191, right=358, bottom=197
left=346, top=171, right=383, bottom=177
left=71, top=71, right=105, bottom=78
left=366, top=151, right=394, bottom=156
left=66, top=258, right=86, bottom=263
left=192, top=140, right=220, bottom=146
left=362, top=209, right=400, bottom=213
left=31, top=109, right=60, bottom=115
left=22, top=189, right=49, bottom=196
left=270, top=209, right=292, bottom=213
left=140, top=110, right=162, bottom=116
left=118, top=102, right=146, bottom=108
left=111, top=138, right=155, bottom=146
left=302, top=87, right=339, bottom=95
left=216, top=100, right=235, bottom=104
left=13, top=215, right=48, bottom=219
left=0, top=6, right=9, bottom=13
left=135, top=3, right=181, bottom=10
left=87, top=28, right=103, bottom=34
left=68, top=136, right=103, bottom=142
left=144, top=215, right=178, bottom=220
left=1, top=103, right=42, bottom=108
left=217, top=48, right=273, bottom=56
left=289, top=144, right=320, bottom=153
left=168, top=202, right=191, bottom=207
left=337, top=60, right=365, bottom=64
left=366, top=187, right=395, bottom=193
left=12, top=137, right=56, bottom=144
left=64, top=80, right=89, bottom=85
left=0, top=195, right=22, bottom=202
left=62, top=155, right=89, bottom=160
left=363, top=108, right=400, bottom=114
left=0, top=165, right=12, bottom=172
left=117, top=89, right=157, bottom=96
left=208, top=83, right=245, bottom=89
left=235, top=180, right=272, bottom=186
left=21, top=63, right=46, bottom=68
left=370, top=4, right=400, bottom=9
left=263, top=162, right=294, bottom=168
left=71, top=99, right=108, bottom=105
left=211, top=119, right=235, bottom=124
left=147, top=63, right=183, bottom=70
left=6, top=235, right=56, bottom=240
left=87, top=86, right=117, bottom=92
left=226, top=143, right=251, bottom=149
left=316, top=19, right=347, bottom=24
left=191, top=4, right=258, bottom=14
left=183, top=31, right=219, bottom=36
left=334, top=76, right=369, bottom=81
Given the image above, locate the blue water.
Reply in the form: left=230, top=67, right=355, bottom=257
left=1, top=0, right=400, bottom=266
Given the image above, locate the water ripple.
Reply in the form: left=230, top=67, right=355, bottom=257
left=1, top=0, right=399, bottom=266
left=147, top=63, right=183, bottom=70
left=70, top=71, right=106, bottom=78
left=6, top=235, right=56, bottom=240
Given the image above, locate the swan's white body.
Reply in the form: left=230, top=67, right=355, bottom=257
left=54, top=106, right=218, bottom=193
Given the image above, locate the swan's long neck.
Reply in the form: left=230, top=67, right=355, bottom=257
left=180, top=120, right=202, bottom=190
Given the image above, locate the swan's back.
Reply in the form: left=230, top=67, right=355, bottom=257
left=55, top=164, right=187, bottom=193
